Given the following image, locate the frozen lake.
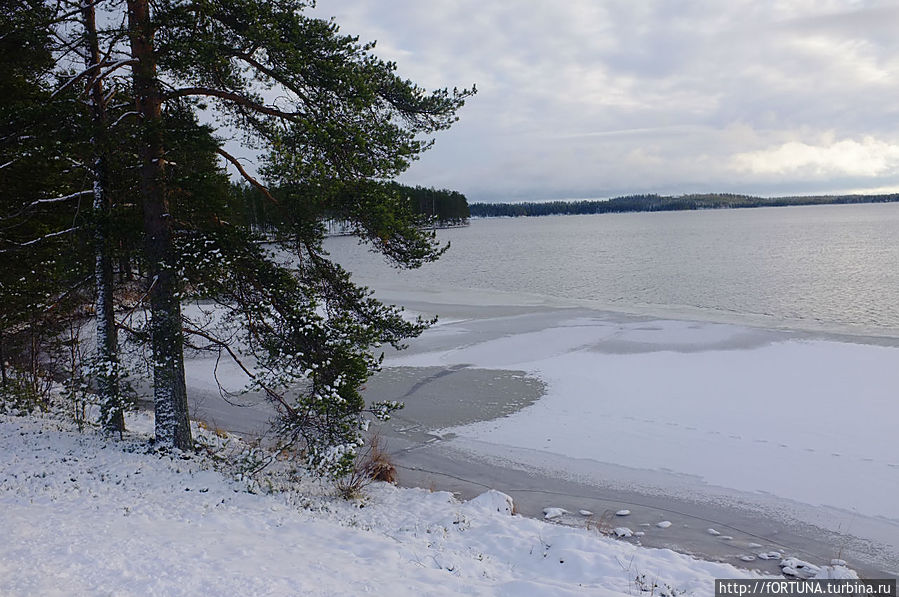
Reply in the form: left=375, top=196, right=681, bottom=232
left=325, top=202, right=899, bottom=338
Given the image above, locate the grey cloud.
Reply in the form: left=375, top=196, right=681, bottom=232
left=308, top=1, right=899, bottom=201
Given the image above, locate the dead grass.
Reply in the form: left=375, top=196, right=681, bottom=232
left=585, top=509, right=617, bottom=536
left=334, top=433, right=397, bottom=499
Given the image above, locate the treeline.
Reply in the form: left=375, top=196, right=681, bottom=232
left=388, top=183, right=470, bottom=226
left=470, top=193, right=899, bottom=217
left=238, top=182, right=469, bottom=233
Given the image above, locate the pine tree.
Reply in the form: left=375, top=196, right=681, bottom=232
left=109, top=0, right=472, bottom=461
left=0, top=0, right=95, bottom=408
left=8, top=0, right=472, bottom=467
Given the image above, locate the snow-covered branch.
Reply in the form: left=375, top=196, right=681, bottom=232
left=1, top=226, right=81, bottom=251
left=109, top=110, right=139, bottom=129
left=0, top=189, right=93, bottom=223
left=52, top=58, right=136, bottom=99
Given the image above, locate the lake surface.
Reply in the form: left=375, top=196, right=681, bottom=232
left=325, top=202, right=899, bottom=338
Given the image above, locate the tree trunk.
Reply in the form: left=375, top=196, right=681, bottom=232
left=127, top=0, right=191, bottom=450
left=82, top=1, right=124, bottom=434
left=0, top=330, right=7, bottom=389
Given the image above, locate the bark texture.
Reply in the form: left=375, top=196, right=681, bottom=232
left=82, top=0, right=124, bottom=433
left=127, top=0, right=191, bottom=449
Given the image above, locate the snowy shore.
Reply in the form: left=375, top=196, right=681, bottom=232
left=166, top=284, right=899, bottom=577
left=359, top=287, right=899, bottom=577
left=0, top=412, right=789, bottom=596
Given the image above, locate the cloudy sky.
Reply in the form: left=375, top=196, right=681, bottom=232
left=308, top=1, right=899, bottom=202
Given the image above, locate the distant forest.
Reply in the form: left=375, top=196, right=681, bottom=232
left=237, top=183, right=470, bottom=232
left=470, top=193, right=899, bottom=218
left=389, top=183, right=470, bottom=225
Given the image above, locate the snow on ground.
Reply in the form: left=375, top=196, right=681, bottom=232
left=386, top=316, right=899, bottom=523
left=0, top=411, right=786, bottom=597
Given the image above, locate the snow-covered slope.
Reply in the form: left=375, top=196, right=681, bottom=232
left=0, top=411, right=792, bottom=596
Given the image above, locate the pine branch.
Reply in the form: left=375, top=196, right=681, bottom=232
left=182, top=321, right=297, bottom=418
left=164, top=87, right=301, bottom=120
left=215, top=148, right=278, bottom=205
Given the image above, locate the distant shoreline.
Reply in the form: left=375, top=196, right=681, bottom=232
left=470, top=192, right=899, bottom=218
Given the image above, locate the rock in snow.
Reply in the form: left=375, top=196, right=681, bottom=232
left=469, top=490, right=515, bottom=515
left=707, top=528, right=721, bottom=536
left=780, top=558, right=821, bottom=579
left=542, top=507, right=567, bottom=520
left=757, top=551, right=782, bottom=560
left=613, top=527, right=634, bottom=538
left=657, top=520, right=673, bottom=528
left=615, top=509, right=631, bottom=516
left=578, top=510, right=594, bottom=516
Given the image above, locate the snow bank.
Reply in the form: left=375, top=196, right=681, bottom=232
left=0, top=412, right=769, bottom=596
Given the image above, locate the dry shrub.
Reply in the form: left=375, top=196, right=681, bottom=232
left=334, top=433, right=397, bottom=499
left=362, top=435, right=397, bottom=483
left=586, top=510, right=616, bottom=536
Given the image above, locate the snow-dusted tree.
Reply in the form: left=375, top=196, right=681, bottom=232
left=0, top=0, right=95, bottom=407
left=79, top=0, right=128, bottom=432
left=121, top=0, right=473, bottom=466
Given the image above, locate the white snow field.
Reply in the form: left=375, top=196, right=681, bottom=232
left=388, top=315, right=899, bottom=522
left=0, top=412, right=800, bottom=597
